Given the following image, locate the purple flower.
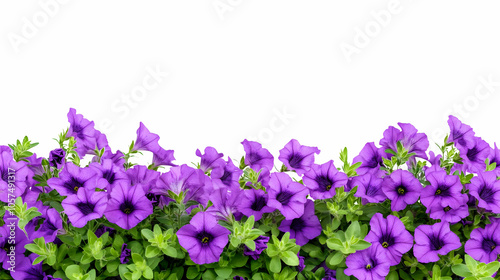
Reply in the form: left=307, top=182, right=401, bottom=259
left=99, top=149, right=126, bottom=167
left=352, top=172, right=386, bottom=204
left=468, top=171, right=500, bottom=213
left=126, top=165, right=161, bottom=196
left=344, top=243, right=391, bottom=280
left=234, top=277, right=245, bottom=280
left=211, top=157, right=243, bottom=189
left=95, top=226, right=116, bottom=238
left=365, top=213, right=413, bottom=266
left=32, top=208, right=63, bottom=243
left=90, top=159, right=129, bottom=191
left=120, top=243, right=132, bottom=264
left=177, top=212, right=230, bottom=265
left=353, top=142, right=385, bottom=175
left=196, top=146, right=225, bottom=173
left=0, top=220, right=30, bottom=271
left=413, top=222, right=461, bottom=263
left=487, top=143, right=500, bottom=176
left=447, top=115, right=476, bottom=149
left=241, top=140, right=274, bottom=172
left=421, top=170, right=463, bottom=209
left=279, top=200, right=321, bottom=246
left=382, top=170, right=422, bottom=212
left=303, top=160, right=348, bottom=200
left=132, top=122, right=161, bottom=153
left=105, top=182, right=153, bottom=230
left=465, top=219, right=500, bottom=263
left=457, top=137, right=490, bottom=173
left=25, top=153, right=44, bottom=177
left=151, top=146, right=176, bottom=168
left=267, top=172, right=308, bottom=220
left=207, top=184, right=243, bottom=221
left=49, top=148, right=66, bottom=169
left=298, top=253, right=305, bottom=272
left=47, top=162, right=98, bottom=196
left=243, top=235, right=269, bottom=260
left=278, top=139, right=320, bottom=175
left=379, top=122, right=429, bottom=160
left=10, top=253, right=62, bottom=280
left=427, top=195, right=469, bottom=223
left=67, top=108, right=98, bottom=157
left=61, top=187, right=108, bottom=228
left=0, top=147, right=32, bottom=202
left=238, top=188, right=274, bottom=221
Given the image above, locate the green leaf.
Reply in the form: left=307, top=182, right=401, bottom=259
left=145, top=246, right=160, bottom=258
left=281, top=250, right=299, bottom=266
left=328, top=251, right=344, bottom=266
left=270, top=257, right=282, bottom=273
left=452, top=264, right=472, bottom=277
left=345, top=221, right=360, bottom=238
left=215, top=267, right=232, bottom=278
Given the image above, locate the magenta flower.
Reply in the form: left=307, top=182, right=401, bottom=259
left=278, top=139, right=320, bottom=175
left=421, top=170, right=463, bottom=209
left=352, top=172, right=386, bottom=204
left=353, top=142, right=385, bottom=175
left=344, top=243, right=391, bottom=280
left=105, top=182, right=153, bottom=230
left=457, top=137, right=490, bottom=173
left=468, top=171, right=500, bottom=213
left=465, top=219, right=500, bottom=263
left=379, top=122, right=429, bottom=160
left=382, top=170, right=422, bottom=211
left=238, top=188, right=274, bottom=221
left=177, top=212, right=230, bottom=265
left=303, top=160, right=348, bottom=200
left=278, top=200, right=321, bottom=246
left=61, top=188, right=108, bottom=228
left=48, top=148, right=66, bottom=169
left=241, top=140, right=274, bottom=172
left=413, top=222, right=461, bottom=263
left=365, top=213, right=413, bottom=266
left=447, top=115, right=475, bottom=149
left=243, top=235, right=269, bottom=260
left=267, top=172, right=308, bottom=220
left=47, top=162, right=98, bottom=197
left=132, top=122, right=161, bottom=153
left=196, top=146, right=225, bottom=173
left=211, top=157, right=243, bottom=189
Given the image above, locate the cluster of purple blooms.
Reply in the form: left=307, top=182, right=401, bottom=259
left=1, top=109, right=500, bottom=279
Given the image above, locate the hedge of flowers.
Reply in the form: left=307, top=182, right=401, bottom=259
left=1, top=109, right=500, bottom=280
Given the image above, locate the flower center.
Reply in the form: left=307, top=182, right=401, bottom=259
left=481, top=238, right=498, bottom=253
left=276, top=191, right=294, bottom=205
left=315, top=175, right=334, bottom=192
left=64, top=177, right=84, bottom=194
left=250, top=195, right=267, bottom=211
left=382, top=242, right=389, bottom=248
left=397, top=186, right=406, bottom=195
left=444, top=206, right=451, bottom=212
left=366, top=264, right=372, bottom=269
left=326, top=185, right=332, bottom=191
left=196, top=231, right=214, bottom=246
left=288, top=154, right=305, bottom=169
left=202, top=237, right=209, bottom=243
left=435, top=189, right=442, bottom=195
left=290, top=218, right=305, bottom=232
left=76, top=202, right=95, bottom=215
left=119, top=200, right=135, bottom=215
left=429, top=234, right=445, bottom=251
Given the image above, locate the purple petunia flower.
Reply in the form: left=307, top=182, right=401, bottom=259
left=32, top=208, right=63, bottom=243
left=278, top=139, right=320, bottom=175
left=132, top=122, right=161, bottom=153
left=352, top=172, right=386, bottom=204
left=211, top=157, right=243, bottom=189
left=120, top=243, right=132, bottom=264
left=379, top=122, right=429, bottom=160
left=413, top=222, right=461, bottom=263
left=0, top=146, right=32, bottom=202
left=468, top=171, right=500, bottom=213
left=90, top=159, right=129, bottom=191
left=427, top=195, right=469, bottom=223
left=49, top=148, right=66, bottom=169
left=243, top=235, right=269, bottom=260
left=421, top=170, right=463, bottom=209
left=344, top=243, right=391, bottom=280
left=241, top=140, right=274, bottom=172
left=279, top=200, right=322, bottom=246
left=457, top=137, right=490, bottom=173
left=105, top=182, right=153, bottom=230
left=297, top=253, right=305, bottom=272
left=61, top=187, right=108, bottom=228
left=207, top=184, right=243, bottom=221
left=465, top=219, right=500, bottom=263
left=67, top=108, right=99, bottom=157
left=151, top=146, right=176, bottom=169
left=303, top=160, right=348, bottom=200
left=95, top=225, right=116, bottom=238
left=238, top=188, right=274, bottom=221
left=196, top=146, right=225, bottom=173
left=364, top=213, right=413, bottom=266
left=0, top=220, right=30, bottom=271
left=267, top=172, right=309, bottom=220
left=447, top=115, right=476, bottom=149
left=177, top=212, right=230, bottom=265
left=487, top=143, right=500, bottom=176
left=381, top=170, right=422, bottom=211
left=47, top=162, right=98, bottom=197
left=10, top=253, right=62, bottom=280
left=353, top=142, right=385, bottom=176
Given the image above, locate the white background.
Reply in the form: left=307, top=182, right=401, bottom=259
left=1, top=0, right=500, bottom=167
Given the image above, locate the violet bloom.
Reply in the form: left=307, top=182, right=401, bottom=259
left=238, top=188, right=274, bottom=221
left=488, top=143, right=500, bottom=176
left=196, top=146, right=225, bottom=173
left=10, top=253, right=62, bottom=280
left=25, top=153, right=45, bottom=177
left=47, top=162, right=98, bottom=196
left=0, top=220, right=30, bottom=271
left=465, top=219, right=500, bottom=263
left=278, top=139, right=320, bottom=175
left=297, top=253, right=305, bottom=272
left=353, top=142, right=385, bottom=176
left=120, top=243, right=132, bottom=264
left=105, top=182, right=154, bottom=230
left=381, top=170, right=422, bottom=212
left=95, top=226, right=116, bottom=238
left=243, top=235, right=269, bottom=260
left=413, top=222, right=461, bottom=263
left=132, top=122, right=161, bottom=153
left=468, top=171, right=500, bottom=213
left=457, top=137, right=490, bottom=173
left=211, top=157, right=243, bottom=189
left=365, top=213, right=413, bottom=266
left=90, top=159, right=129, bottom=191
left=207, top=184, right=243, bottom=221
left=151, top=146, right=176, bottom=168
left=241, top=140, right=274, bottom=172
left=67, top=108, right=98, bottom=157
left=49, top=148, right=66, bottom=169
left=421, top=170, right=463, bottom=209
left=177, top=212, right=230, bottom=265
left=279, top=200, right=321, bottom=246
left=61, top=187, right=108, bottom=228
left=126, top=165, right=161, bottom=195
left=267, top=172, right=309, bottom=220
left=99, top=149, right=126, bottom=167
left=344, top=243, right=391, bottom=280
left=447, top=115, right=476, bottom=149
left=351, top=172, right=386, bottom=204
left=427, top=195, right=469, bottom=223
left=379, top=122, right=429, bottom=160
left=303, top=160, right=348, bottom=200
left=32, top=208, right=63, bottom=243
left=0, top=146, right=32, bottom=202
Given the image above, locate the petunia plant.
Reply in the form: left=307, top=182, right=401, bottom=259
left=0, top=109, right=500, bottom=280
